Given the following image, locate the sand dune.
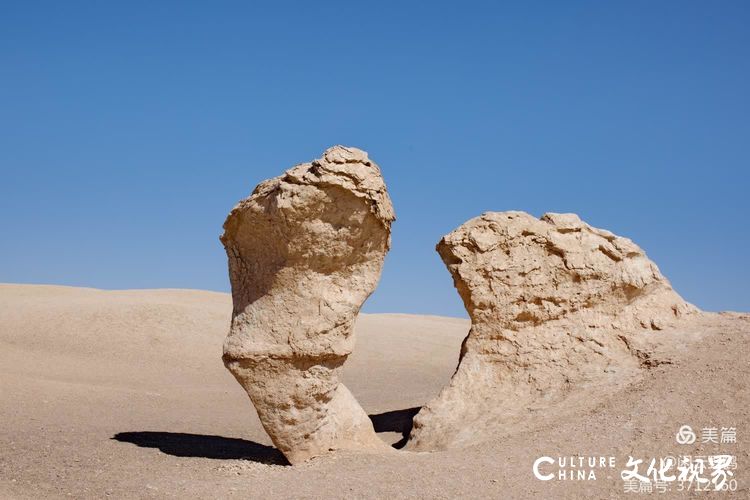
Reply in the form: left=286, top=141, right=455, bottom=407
left=1, top=284, right=748, bottom=498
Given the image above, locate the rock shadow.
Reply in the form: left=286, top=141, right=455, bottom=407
left=112, top=431, right=289, bottom=465
left=368, top=406, right=421, bottom=449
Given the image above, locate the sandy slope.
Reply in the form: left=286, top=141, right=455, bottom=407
left=0, top=284, right=748, bottom=499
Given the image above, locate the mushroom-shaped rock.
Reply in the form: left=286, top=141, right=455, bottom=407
left=408, top=211, right=697, bottom=450
left=221, top=146, right=395, bottom=464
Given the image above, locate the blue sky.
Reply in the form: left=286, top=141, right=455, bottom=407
left=1, top=1, right=748, bottom=317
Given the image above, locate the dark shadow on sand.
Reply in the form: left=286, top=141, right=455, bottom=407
left=112, top=431, right=289, bottom=465
left=113, top=407, right=421, bottom=462
left=368, top=406, right=421, bottom=449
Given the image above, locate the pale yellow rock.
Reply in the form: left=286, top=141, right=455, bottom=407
left=408, top=211, right=698, bottom=450
left=221, top=146, right=395, bottom=464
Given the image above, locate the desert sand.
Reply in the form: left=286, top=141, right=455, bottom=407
left=1, top=284, right=748, bottom=498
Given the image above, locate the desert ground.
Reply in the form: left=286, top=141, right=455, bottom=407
left=1, top=284, right=748, bottom=499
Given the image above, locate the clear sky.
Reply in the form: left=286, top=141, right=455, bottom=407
left=2, top=1, right=748, bottom=318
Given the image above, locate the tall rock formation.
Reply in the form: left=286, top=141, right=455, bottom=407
left=221, top=146, right=395, bottom=464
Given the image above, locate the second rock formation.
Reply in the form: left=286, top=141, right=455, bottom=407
left=408, top=211, right=697, bottom=450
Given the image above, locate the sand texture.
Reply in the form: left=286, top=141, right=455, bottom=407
left=1, top=284, right=748, bottom=498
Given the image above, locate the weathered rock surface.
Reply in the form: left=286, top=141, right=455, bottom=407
left=221, top=146, right=395, bottom=464
left=408, top=211, right=698, bottom=450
